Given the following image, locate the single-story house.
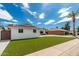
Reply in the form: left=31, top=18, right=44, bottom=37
left=0, top=24, right=41, bottom=40
left=8, top=24, right=41, bottom=40
left=47, top=28, right=69, bottom=35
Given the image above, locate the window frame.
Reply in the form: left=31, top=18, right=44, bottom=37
left=18, top=28, right=23, bottom=33
left=33, top=29, right=37, bottom=33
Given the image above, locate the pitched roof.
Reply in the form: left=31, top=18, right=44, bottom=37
left=8, top=24, right=39, bottom=29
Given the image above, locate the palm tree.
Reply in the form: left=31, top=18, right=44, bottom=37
left=67, top=10, right=79, bottom=36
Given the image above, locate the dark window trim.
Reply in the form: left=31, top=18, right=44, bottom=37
left=18, top=28, right=23, bottom=33
left=33, top=29, right=37, bottom=33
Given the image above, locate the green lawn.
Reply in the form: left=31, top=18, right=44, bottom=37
left=2, top=36, right=74, bottom=56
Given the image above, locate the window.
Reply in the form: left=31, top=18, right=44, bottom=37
left=18, top=29, right=23, bottom=33
left=33, top=29, right=37, bottom=33
left=40, top=31, right=43, bottom=34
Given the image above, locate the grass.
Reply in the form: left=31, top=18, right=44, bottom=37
left=2, top=36, right=74, bottom=56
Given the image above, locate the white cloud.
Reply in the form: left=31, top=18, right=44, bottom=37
left=55, top=17, right=72, bottom=24
left=59, top=11, right=70, bottom=18
left=56, top=7, right=78, bottom=24
left=55, top=15, right=79, bottom=24
left=26, top=9, right=37, bottom=17
left=39, top=13, right=45, bottom=19
left=44, top=20, right=55, bottom=25
left=22, top=3, right=30, bottom=9
left=73, top=16, right=79, bottom=20
left=57, top=10, right=79, bottom=24
left=76, top=16, right=79, bottom=19
left=13, top=4, right=18, bottom=7
left=58, top=7, right=71, bottom=18
left=37, top=22, right=42, bottom=25
left=12, top=19, right=18, bottom=22
left=42, top=4, right=52, bottom=12
left=1, top=21, right=17, bottom=25
left=32, top=12, right=37, bottom=16
left=58, top=7, right=71, bottom=14
left=21, top=3, right=37, bottom=18
left=27, top=19, right=33, bottom=24
left=0, top=9, right=13, bottom=20
left=0, top=4, right=4, bottom=8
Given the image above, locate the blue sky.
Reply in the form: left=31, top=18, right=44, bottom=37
left=0, top=3, right=79, bottom=30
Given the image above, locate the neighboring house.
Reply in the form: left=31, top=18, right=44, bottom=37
left=7, top=24, right=41, bottom=40
left=47, top=28, right=69, bottom=35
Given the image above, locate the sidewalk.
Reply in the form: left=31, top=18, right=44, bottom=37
left=26, top=39, right=79, bottom=56
left=40, top=35, right=74, bottom=37
left=0, top=40, right=10, bottom=56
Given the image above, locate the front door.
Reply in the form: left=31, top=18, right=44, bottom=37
left=1, top=30, right=11, bottom=40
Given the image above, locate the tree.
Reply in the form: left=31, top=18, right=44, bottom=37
left=77, top=26, right=79, bottom=32
left=64, top=22, right=70, bottom=31
left=8, top=24, right=14, bottom=26
left=61, top=22, right=70, bottom=31
left=2, top=26, right=5, bottom=30
left=67, top=10, right=79, bottom=36
left=56, top=26, right=58, bottom=29
left=61, top=27, right=64, bottom=29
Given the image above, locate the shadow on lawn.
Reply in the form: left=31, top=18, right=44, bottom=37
left=11, top=37, right=39, bottom=41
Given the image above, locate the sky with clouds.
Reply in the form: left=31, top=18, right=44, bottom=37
left=0, top=3, right=79, bottom=30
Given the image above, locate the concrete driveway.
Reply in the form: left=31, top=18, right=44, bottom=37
left=26, top=39, right=79, bottom=56
left=0, top=40, right=10, bottom=56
